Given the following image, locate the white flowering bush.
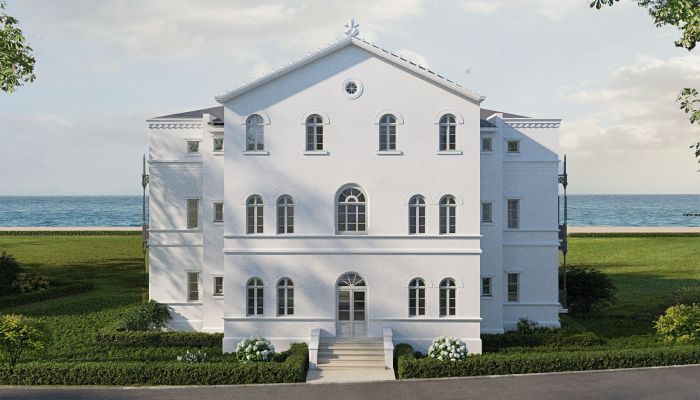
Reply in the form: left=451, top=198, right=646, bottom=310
left=427, top=336, right=468, bottom=361
left=235, top=336, right=275, bottom=363
left=176, top=349, right=207, bottom=363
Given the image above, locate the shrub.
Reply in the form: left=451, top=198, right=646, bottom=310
left=0, top=252, right=22, bottom=291
left=655, top=304, right=700, bottom=344
left=671, top=286, right=700, bottom=306
left=0, top=314, right=48, bottom=368
left=562, top=266, right=616, bottom=314
left=427, top=336, right=468, bottom=361
left=482, top=331, right=606, bottom=352
left=516, top=318, right=539, bottom=334
left=119, top=300, right=171, bottom=331
left=177, top=349, right=207, bottom=363
left=236, top=336, right=275, bottom=363
left=12, top=273, right=49, bottom=293
left=0, top=281, right=93, bottom=309
left=96, top=331, right=223, bottom=348
left=397, top=343, right=700, bottom=379
left=0, top=343, right=309, bottom=385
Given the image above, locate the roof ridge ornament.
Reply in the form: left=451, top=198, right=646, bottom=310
left=344, top=18, right=359, bottom=37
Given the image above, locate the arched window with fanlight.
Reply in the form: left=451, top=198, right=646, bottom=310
left=439, top=195, right=456, bottom=234
left=337, top=186, right=366, bottom=233
left=378, top=114, right=397, bottom=151
left=277, top=278, right=294, bottom=316
left=247, top=277, right=264, bottom=316
left=408, top=278, right=426, bottom=317
left=246, top=114, right=264, bottom=151
left=246, top=195, right=264, bottom=234
left=305, top=114, right=324, bottom=151
left=408, top=195, right=426, bottom=234
left=439, top=278, right=456, bottom=316
left=439, top=114, right=457, bottom=151
left=276, top=195, right=294, bottom=234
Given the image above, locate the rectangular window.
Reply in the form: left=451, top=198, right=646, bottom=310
left=507, top=273, right=519, bottom=302
left=507, top=199, right=520, bottom=229
left=213, top=276, right=223, bottom=296
left=213, top=202, right=223, bottom=222
left=481, top=137, right=493, bottom=152
left=507, top=140, right=520, bottom=153
left=187, top=199, right=199, bottom=229
left=187, top=272, right=199, bottom=302
left=481, top=202, right=493, bottom=223
left=213, top=137, right=224, bottom=152
left=481, top=277, right=492, bottom=297
left=187, top=140, right=200, bottom=154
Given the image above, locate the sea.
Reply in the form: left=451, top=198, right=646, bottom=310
left=1, top=195, right=700, bottom=227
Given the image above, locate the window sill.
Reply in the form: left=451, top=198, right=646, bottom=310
left=376, top=150, right=403, bottom=156
left=481, top=151, right=493, bottom=155
left=505, top=152, right=521, bottom=155
left=481, top=222, right=493, bottom=226
left=335, top=231, right=368, bottom=236
left=303, top=150, right=329, bottom=156
left=212, top=221, right=224, bottom=225
left=436, top=150, right=463, bottom=155
left=212, top=151, right=224, bottom=156
left=211, top=295, right=224, bottom=300
left=243, top=150, right=269, bottom=156
left=481, top=295, right=494, bottom=299
left=186, top=153, right=202, bottom=157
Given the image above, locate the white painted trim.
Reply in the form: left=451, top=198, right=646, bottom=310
left=300, top=109, right=331, bottom=124
left=149, top=243, right=203, bottom=247
left=432, top=192, right=464, bottom=205
left=503, top=242, right=560, bottom=247
left=224, top=234, right=481, bottom=239
left=223, top=317, right=334, bottom=322
left=223, top=248, right=482, bottom=255
left=436, top=150, right=463, bottom=155
left=374, top=110, right=405, bottom=124
left=303, top=150, right=329, bottom=156
left=434, top=109, right=465, bottom=124
left=148, top=122, right=203, bottom=129
left=243, top=150, right=270, bottom=156
left=240, top=112, right=271, bottom=125
left=371, top=318, right=481, bottom=322
left=376, top=150, right=404, bottom=156
left=148, top=160, right=203, bottom=164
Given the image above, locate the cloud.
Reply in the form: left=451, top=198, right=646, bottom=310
left=461, top=1, right=501, bottom=14
left=395, top=49, right=430, bottom=68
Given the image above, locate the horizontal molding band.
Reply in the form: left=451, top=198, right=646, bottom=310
left=150, top=243, right=203, bottom=247
left=148, top=160, right=204, bottom=164
left=503, top=242, right=559, bottom=247
left=370, top=318, right=481, bottom=322
left=504, top=303, right=561, bottom=307
left=223, top=249, right=482, bottom=255
left=223, top=317, right=334, bottom=322
left=150, top=229, right=203, bottom=233
left=224, top=234, right=481, bottom=239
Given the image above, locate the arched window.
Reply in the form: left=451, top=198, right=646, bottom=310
left=276, top=195, right=294, bottom=234
left=439, top=114, right=457, bottom=151
left=408, top=278, right=426, bottom=317
left=439, top=195, right=456, bottom=234
left=337, top=187, right=366, bottom=233
left=247, top=277, right=264, bottom=316
left=305, top=114, right=324, bottom=151
left=246, top=195, right=264, bottom=234
left=408, top=195, right=426, bottom=234
left=277, top=278, right=294, bottom=316
left=439, top=278, right=456, bottom=316
left=246, top=114, right=264, bottom=151
left=379, top=114, right=397, bottom=151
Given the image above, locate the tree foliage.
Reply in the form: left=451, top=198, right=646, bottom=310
left=561, top=266, right=616, bottom=314
left=0, top=314, right=47, bottom=368
left=0, top=0, right=35, bottom=93
left=655, top=304, right=700, bottom=344
left=0, top=251, right=22, bottom=291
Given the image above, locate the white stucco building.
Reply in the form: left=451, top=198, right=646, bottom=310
left=147, top=32, right=562, bottom=357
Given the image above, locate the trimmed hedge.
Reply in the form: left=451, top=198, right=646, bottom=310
left=0, top=343, right=308, bottom=385
left=0, top=231, right=141, bottom=236
left=569, top=232, right=700, bottom=238
left=397, top=343, right=700, bottom=379
left=482, top=332, right=606, bottom=352
left=96, top=331, right=224, bottom=348
left=0, top=281, right=94, bottom=309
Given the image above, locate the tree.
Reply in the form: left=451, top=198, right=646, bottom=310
left=0, top=314, right=47, bottom=368
left=561, top=266, right=616, bottom=314
left=0, top=251, right=22, bottom=291
left=0, top=0, right=35, bottom=93
left=591, top=0, right=700, bottom=158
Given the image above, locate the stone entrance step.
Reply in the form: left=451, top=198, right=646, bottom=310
left=307, top=336, right=395, bottom=383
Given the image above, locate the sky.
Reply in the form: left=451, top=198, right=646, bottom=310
left=1, top=0, right=699, bottom=195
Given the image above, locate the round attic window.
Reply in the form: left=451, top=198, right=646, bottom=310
left=341, top=78, right=363, bottom=99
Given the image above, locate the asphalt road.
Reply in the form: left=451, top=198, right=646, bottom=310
left=2, top=365, right=699, bottom=400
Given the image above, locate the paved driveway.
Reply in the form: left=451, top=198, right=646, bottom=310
left=1, top=365, right=699, bottom=400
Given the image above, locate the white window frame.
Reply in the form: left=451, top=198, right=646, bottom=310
left=186, top=271, right=200, bottom=302
left=481, top=276, right=493, bottom=297
left=507, top=198, right=520, bottom=229
left=213, top=275, right=224, bottom=297
left=506, top=140, right=520, bottom=154
left=507, top=273, right=520, bottom=303
left=336, top=186, right=367, bottom=234
left=247, top=277, right=264, bottom=316
left=481, top=201, right=493, bottom=224
left=439, top=195, right=457, bottom=235
left=276, top=195, right=294, bottom=234
left=246, top=195, right=264, bottom=234
left=378, top=114, right=397, bottom=151
left=186, top=139, right=201, bottom=154
left=481, top=136, right=493, bottom=153
left=439, top=278, right=457, bottom=317
left=246, top=114, right=265, bottom=152
left=305, top=114, right=324, bottom=151
left=408, top=195, right=426, bottom=234
left=439, top=114, right=457, bottom=151
left=213, top=201, right=224, bottom=223
left=213, top=137, right=224, bottom=153
left=277, top=278, right=294, bottom=316
left=186, top=198, right=199, bottom=230
left=408, top=278, right=426, bottom=317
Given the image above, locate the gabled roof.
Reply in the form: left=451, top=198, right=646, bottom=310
left=153, top=106, right=224, bottom=121
left=481, top=108, right=529, bottom=120
left=215, top=36, right=485, bottom=104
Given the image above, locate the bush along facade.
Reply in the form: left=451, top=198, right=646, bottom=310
left=656, top=304, right=700, bottom=344
left=397, top=343, right=700, bottom=379
left=96, top=331, right=224, bottom=348
left=562, top=266, right=616, bottom=314
left=427, top=336, right=468, bottom=361
left=118, top=300, right=171, bottom=331
left=0, top=343, right=309, bottom=385
left=0, top=281, right=93, bottom=309
left=236, top=336, right=275, bottom=363
left=177, top=349, right=207, bottom=364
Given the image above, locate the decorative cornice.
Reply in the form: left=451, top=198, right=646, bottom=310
left=505, top=121, right=561, bottom=129
left=148, top=122, right=203, bottom=129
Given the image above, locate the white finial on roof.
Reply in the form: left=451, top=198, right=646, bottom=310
left=344, top=18, right=360, bottom=37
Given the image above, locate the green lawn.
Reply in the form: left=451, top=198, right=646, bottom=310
left=565, top=236, right=700, bottom=338
left=1, top=234, right=699, bottom=361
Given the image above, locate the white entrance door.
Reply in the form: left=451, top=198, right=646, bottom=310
left=336, top=273, right=367, bottom=338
